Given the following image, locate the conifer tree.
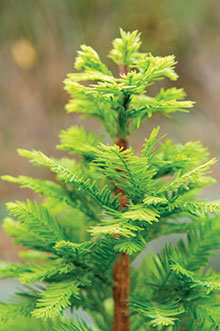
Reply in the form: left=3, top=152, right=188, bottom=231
left=1, top=29, right=220, bottom=330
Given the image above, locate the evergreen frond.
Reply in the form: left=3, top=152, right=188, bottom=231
left=171, top=261, right=220, bottom=294
left=94, top=144, right=157, bottom=202
left=75, top=44, right=112, bottom=76
left=0, top=288, right=39, bottom=323
left=141, top=126, right=165, bottom=159
left=3, top=217, right=52, bottom=250
left=17, top=149, right=120, bottom=211
left=0, top=301, right=35, bottom=322
left=57, top=126, right=103, bottom=159
left=129, top=298, right=184, bottom=327
left=63, top=81, right=118, bottom=138
left=153, top=221, right=220, bottom=284
left=109, top=28, right=141, bottom=67
left=190, top=297, right=220, bottom=328
left=158, top=158, right=217, bottom=194
left=121, top=204, right=159, bottom=224
left=18, top=259, right=76, bottom=284
left=128, top=94, right=194, bottom=123
left=168, top=199, right=220, bottom=216
left=143, top=196, right=168, bottom=205
left=2, top=175, right=72, bottom=205
left=114, top=235, right=146, bottom=255
left=2, top=174, right=102, bottom=221
left=0, top=317, right=55, bottom=331
left=0, top=261, right=32, bottom=279
left=156, top=87, right=187, bottom=101
left=191, top=276, right=220, bottom=294
left=32, top=280, right=80, bottom=319
left=54, top=240, right=93, bottom=258
left=89, top=223, right=139, bottom=238
left=176, top=222, right=220, bottom=271
left=55, top=318, right=94, bottom=331
left=141, top=128, right=210, bottom=177
left=6, top=200, right=65, bottom=249
left=135, top=53, right=178, bottom=82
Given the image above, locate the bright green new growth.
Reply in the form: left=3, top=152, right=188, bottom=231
left=1, top=29, right=220, bottom=330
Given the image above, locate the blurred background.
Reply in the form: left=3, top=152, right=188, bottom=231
left=0, top=0, right=220, bottom=268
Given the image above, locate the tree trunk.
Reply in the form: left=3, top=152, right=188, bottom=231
left=113, top=135, right=130, bottom=331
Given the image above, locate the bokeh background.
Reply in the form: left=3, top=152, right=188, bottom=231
left=0, top=0, right=220, bottom=276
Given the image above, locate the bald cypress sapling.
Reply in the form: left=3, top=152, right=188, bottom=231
left=1, top=29, right=220, bottom=330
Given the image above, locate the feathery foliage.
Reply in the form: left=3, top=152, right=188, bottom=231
left=1, top=29, right=220, bottom=330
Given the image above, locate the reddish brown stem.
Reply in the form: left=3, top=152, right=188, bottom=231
left=113, top=252, right=130, bottom=331
left=115, top=136, right=128, bottom=150
left=113, top=136, right=130, bottom=331
left=118, top=64, right=128, bottom=75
